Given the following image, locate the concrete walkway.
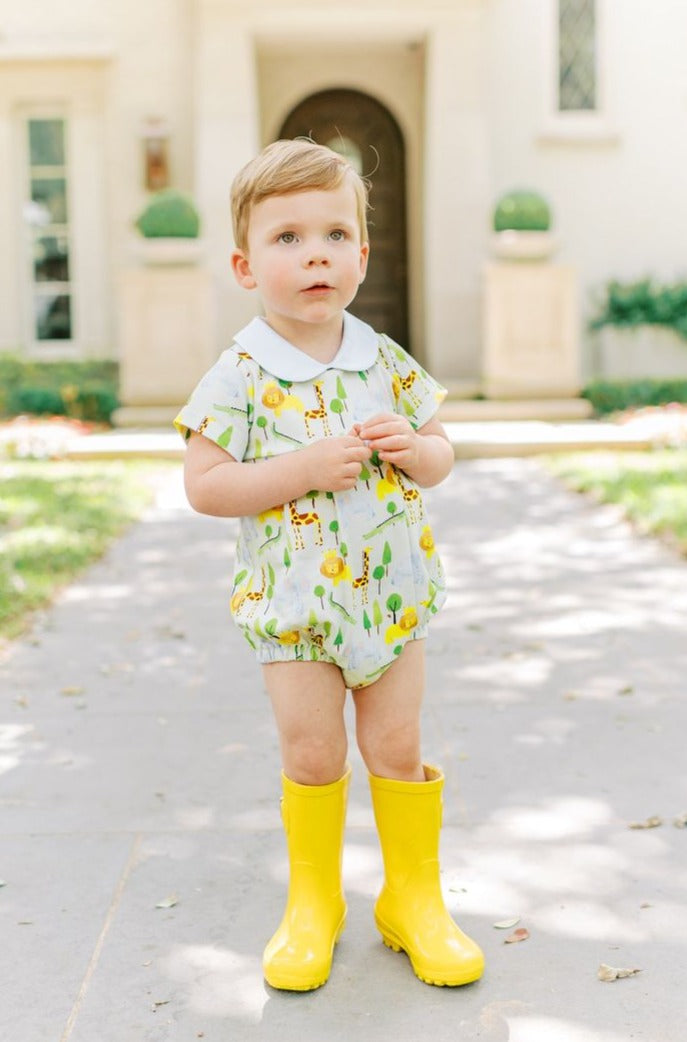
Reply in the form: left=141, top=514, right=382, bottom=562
left=2, top=455, right=687, bottom=1041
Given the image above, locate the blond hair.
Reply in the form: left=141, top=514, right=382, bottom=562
left=231, top=139, right=369, bottom=252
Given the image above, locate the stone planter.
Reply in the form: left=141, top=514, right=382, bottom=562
left=491, top=231, right=557, bottom=262
left=594, top=326, right=687, bottom=381
left=130, top=237, right=205, bottom=267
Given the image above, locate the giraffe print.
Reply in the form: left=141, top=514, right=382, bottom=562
left=304, top=381, right=332, bottom=439
left=287, top=498, right=323, bottom=551
left=395, top=469, right=423, bottom=524
left=233, top=566, right=267, bottom=618
left=392, top=370, right=423, bottom=409
left=352, top=547, right=372, bottom=605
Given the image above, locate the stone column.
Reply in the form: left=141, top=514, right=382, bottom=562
left=193, top=1, right=261, bottom=352
left=114, top=255, right=217, bottom=426
left=423, top=7, right=490, bottom=383
left=482, top=261, right=580, bottom=398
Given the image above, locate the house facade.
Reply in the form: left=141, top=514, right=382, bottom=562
left=1, top=0, right=686, bottom=397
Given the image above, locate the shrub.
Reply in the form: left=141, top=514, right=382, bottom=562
left=589, top=279, right=687, bottom=340
left=0, top=355, right=119, bottom=424
left=582, top=378, right=687, bottom=416
left=135, top=189, right=201, bottom=238
left=493, top=190, right=551, bottom=232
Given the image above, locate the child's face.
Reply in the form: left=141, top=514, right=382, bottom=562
left=231, top=181, right=369, bottom=346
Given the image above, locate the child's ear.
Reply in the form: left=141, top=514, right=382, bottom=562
left=358, top=241, right=370, bottom=284
left=231, top=250, right=257, bottom=290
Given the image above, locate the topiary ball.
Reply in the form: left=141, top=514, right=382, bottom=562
left=493, top=190, right=551, bottom=233
left=135, top=189, right=200, bottom=238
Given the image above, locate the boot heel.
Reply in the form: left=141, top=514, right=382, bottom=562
left=376, top=918, right=403, bottom=952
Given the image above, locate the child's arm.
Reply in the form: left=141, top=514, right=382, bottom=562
left=357, top=413, right=454, bottom=488
left=183, top=429, right=372, bottom=517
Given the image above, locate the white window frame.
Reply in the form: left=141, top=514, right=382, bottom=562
left=18, top=106, right=80, bottom=359
left=538, top=0, right=619, bottom=145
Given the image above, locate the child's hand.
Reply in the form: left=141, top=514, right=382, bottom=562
left=357, top=413, right=420, bottom=471
left=301, top=431, right=372, bottom=492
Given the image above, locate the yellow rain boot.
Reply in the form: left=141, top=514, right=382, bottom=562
left=263, top=766, right=351, bottom=991
left=369, top=764, right=484, bottom=987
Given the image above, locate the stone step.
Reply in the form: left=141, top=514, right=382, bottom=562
left=438, top=396, right=593, bottom=423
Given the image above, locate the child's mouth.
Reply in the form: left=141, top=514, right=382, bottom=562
left=303, top=282, right=333, bottom=293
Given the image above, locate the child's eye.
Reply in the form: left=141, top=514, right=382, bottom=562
left=277, top=232, right=297, bottom=244
left=328, top=229, right=347, bottom=242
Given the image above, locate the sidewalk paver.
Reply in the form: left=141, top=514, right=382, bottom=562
left=1, top=459, right=686, bottom=1041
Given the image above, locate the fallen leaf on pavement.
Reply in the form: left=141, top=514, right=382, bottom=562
left=629, top=816, right=662, bottom=829
left=493, top=917, right=521, bottom=930
left=155, top=894, right=178, bottom=909
left=61, top=686, right=84, bottom=697
left=504, top=928, right=529, bottom=944
left=598, top=963, right=641, bottom=982
left=673, top=812, right=687, bottom=829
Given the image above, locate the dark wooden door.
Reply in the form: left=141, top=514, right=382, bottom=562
left=279, top=89, right=409, bottom=350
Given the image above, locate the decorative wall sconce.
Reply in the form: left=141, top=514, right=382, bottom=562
left=141, top=117, right=170, bottom=191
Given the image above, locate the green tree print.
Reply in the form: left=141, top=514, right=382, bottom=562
left=386, top=592, right=403, bottom=623
left=382, top=540, right=392, bottom=575
left=330, top=398, right=345, bottom=427
left=335, top=376, right=348, bottom=410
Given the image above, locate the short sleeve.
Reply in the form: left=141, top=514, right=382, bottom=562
left=379, top=336, right=447, bottom=429
left=174, top=349, right=252, bottom=460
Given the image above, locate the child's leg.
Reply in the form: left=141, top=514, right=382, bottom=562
left=351, top=637, right=426, bottom=781
left=354, top=640, right=484, bottom=987
left=261, top=660, right=350, bottom=991
left=262, top=660, right=348, bottom=785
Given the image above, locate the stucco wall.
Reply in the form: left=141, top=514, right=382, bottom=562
left=1, top=0, right=686, bottom=385
left=485, top=0, right=687, bottom=377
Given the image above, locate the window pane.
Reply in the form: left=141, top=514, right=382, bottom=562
left=28, top=119, right=65, bottom=166
left=34, top=235, right=70, bottom=282
left=34, top=293, right=72, bottom=340
left=31, top=178, right=68, bottom=224
left=559, top=0, right=596, bottom=111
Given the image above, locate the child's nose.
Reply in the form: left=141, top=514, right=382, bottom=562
left=304, top=242, right=331, bottom=266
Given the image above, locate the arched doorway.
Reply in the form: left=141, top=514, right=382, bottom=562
left=279, top=89, right=409, bottom=350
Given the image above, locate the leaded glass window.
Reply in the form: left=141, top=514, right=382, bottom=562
left=559, top=0, right=597, bottom=111
left=25, top=118, right=73, bottom=341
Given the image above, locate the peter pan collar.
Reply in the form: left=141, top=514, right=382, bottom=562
left=233, top=311, right=379, bottom=382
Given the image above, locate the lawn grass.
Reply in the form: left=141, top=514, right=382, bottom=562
left=0, top=459, right=172, bottom=640
left=547, top=448, right=687, bottom=555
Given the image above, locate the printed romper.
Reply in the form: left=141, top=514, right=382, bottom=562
left=175, top=311, right=448, bottom=689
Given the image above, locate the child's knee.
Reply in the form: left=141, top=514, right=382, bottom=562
left=282, top=734, right=348, bottom=786
left=357, top=723, right=422, bottom=780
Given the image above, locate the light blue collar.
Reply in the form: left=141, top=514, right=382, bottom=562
left=233, top=311, right=379, bottom=382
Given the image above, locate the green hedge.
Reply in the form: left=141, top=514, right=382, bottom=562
left=582, top=378, right=687, bottom=416
left=0, top=355, right=119, bottom=424
left=589, top=279, right=687, bottom=340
